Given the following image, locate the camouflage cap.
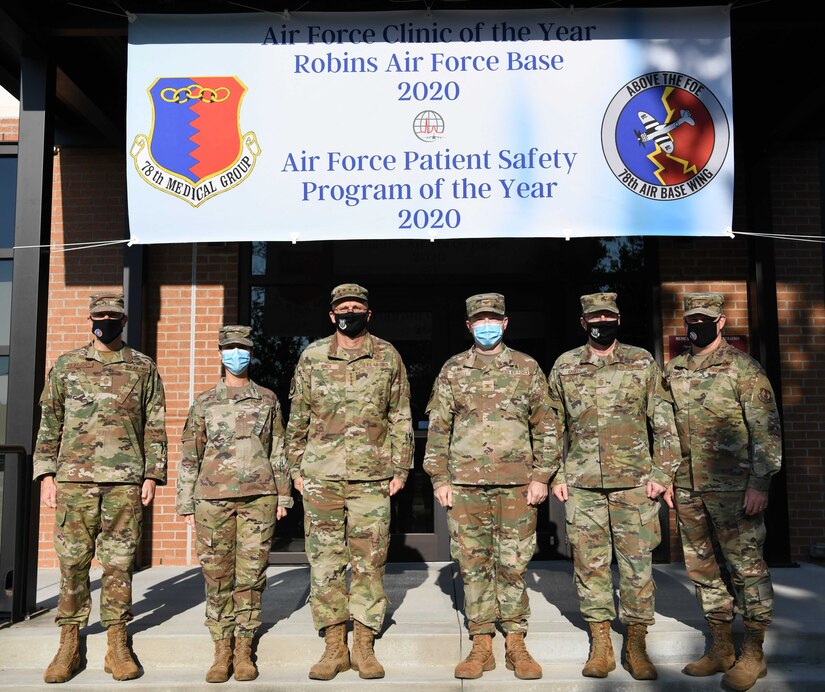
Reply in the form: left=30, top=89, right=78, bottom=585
left=466, top=293, right=506, bottom=318
left=218, top=325, right=253, bottom=348
left=580, top=292, right=619, bottom=316
left=330, top=283, right=369, bottom=306
left=89, top=292, right=125, bottom=316
left=684, top=292, right=724, bottom=318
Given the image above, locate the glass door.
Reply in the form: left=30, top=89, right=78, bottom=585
left=242, top=237, right=656, bottom=563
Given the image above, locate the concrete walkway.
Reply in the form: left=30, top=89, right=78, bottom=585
left=1, top=561, right=824, bottom=690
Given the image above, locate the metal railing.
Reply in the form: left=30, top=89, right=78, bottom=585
left=0, top=445, right=37, bottom=623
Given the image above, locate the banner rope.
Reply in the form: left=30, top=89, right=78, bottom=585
left=12, top=239, right=131, bottom=253
left=12, top=231, right=825, bottom=250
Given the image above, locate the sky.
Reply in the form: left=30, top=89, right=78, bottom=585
left=0, top=85, right=18, bottom=118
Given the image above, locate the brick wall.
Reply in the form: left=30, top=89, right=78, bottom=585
left=658, top=146, right=825, bottom=565
left=37, top=148, right=128, bottom=567
left=142, top=243, right=239, bottom=565
left=31, top=143, right=825, bottom=567
left=770, top=146, right=825, bottom=564
left=658, top=238, right=750, bottom=560
left=37, top=147, right=239, bottom=567
left=0, top=117, right=17, bottom=141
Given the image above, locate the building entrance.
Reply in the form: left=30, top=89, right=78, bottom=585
left=240, top=237, right=655, bottom=563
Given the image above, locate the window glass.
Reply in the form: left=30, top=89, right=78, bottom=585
left=0, top=260, right=11, bottom=346
left=0, top=355, right=8, bottom=444
left=251, top=241, right=266, bottom=276
left=0, top=157, right=16, bottom=248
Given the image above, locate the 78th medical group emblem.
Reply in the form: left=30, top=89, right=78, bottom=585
left=130, top=76, right=260, bottom=207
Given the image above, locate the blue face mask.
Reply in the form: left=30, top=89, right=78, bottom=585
left=221, top=348, right=251, bottom=376
left=473, top=323, right=503, bottom=349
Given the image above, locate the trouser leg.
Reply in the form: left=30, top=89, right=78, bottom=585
left=703, top=491, right=773, bottom=625
left=449, top=485, right=497, bottom=635
left=346, top=480, right=391, bottom=633
left=54, top=483, right=99, bottom=627
left=303, top=478, right=349, bottom=631
left=566, top=487, right=616, bottom=623
left=196, top=499, right=238, bottom=640
left=674, top=488, right=735, bottom=623
left=609, top=486, right=660, bottom=626
left=233, top=495, right=278, bottom=638
left=494, top=485, right=536, bottom=634
left=97, top=484, right=143, bottom=627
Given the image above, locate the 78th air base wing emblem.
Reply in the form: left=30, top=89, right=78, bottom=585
left=601, top=71, right=729, bottom=201
left=130, top=76, right=260, bottom=207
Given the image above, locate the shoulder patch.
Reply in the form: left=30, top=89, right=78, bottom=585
left=758, top=387, right=772, bottom=403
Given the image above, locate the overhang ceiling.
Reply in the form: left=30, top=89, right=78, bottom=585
left=0, top=1, right=822, bottom=145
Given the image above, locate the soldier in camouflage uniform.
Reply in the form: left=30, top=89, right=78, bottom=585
left=177, top=325, right=292, bottom=683
left=663, top=293, right=782, bottom=691
left=548, top=292, right=679, bottom=681
left=424, top=293, right=556, bottom=681
left=286, top=283, right=413, bottom=681
left=34, top=292, right=168, bottom=684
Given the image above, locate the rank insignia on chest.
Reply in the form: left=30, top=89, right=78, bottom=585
left=99, top=375, right=112, bottom=388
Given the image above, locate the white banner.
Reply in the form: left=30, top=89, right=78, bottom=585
left=126, top=8, right=733, bottom=244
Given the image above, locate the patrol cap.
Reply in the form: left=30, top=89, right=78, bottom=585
left=466, top=293, right=506, bottom=318
left=89, top=292, right=125, bottom=316
left=330, top=283, right=369, bottom=306
left=218, top=325, right=253, bottom=348
left=580, top=292, right=619, bottom=316
left=684, top=292, right=724, bottom=318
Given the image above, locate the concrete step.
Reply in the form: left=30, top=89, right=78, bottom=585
left=2, top=663, right=825, bottom=691
left=4, top=561, right=825, bottom=688
left=4, top=620, right=824, bottom=669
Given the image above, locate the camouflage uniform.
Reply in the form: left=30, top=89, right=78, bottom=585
left=548, top=293, right=679, bottom=626
left=424, top=293, right=557, bottom=636
left=178, top=326, right=293, bottom=641
left=33, top=293, right=168, bottom=628
left=666, top=294, right=782, bottom=625
left=286, top=285, right=414, bottom=634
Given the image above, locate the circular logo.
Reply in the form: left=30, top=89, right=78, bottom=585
left=602, top=72, right=729, bottom=200
left=413, top=110, right=445, bottom=142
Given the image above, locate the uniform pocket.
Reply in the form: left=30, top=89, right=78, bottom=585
left=501, top=375, right=532, bottom=416
left=701, top=376, right=740, bottom=417
left=517, top=504, right=538, bottom=541
left=355, top=365, right=392, bottom=411
left=114, top=372, right=142, bottom=408
left=639, top=500, right=662, bottom=548
left=559, top=371, right=595, bottom=418
left=195, top=519, right=214, bottom=549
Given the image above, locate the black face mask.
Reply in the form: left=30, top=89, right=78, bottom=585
left=92, top=318, right=124, bottom=345
left=586, top=319, right=619, bottom=347
left=334, top=311, right=369, bottom=338
left=687, top=319, right=719, bottom=347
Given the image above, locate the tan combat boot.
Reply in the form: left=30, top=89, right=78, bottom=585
left=623, top=623, right=657, bottom=680
left=454, top=633, right=495, bottom=679
left=205, top=638, right=233, bottom=683
left=308, top=622, right=351, bottom=680
left=233, top=636, right=258, bottom=681
left=103, top=623, right=140, bottom=681
left=351, top=620, right=385, bottom=679
left=723, top=620, right=768, bottom=691
left=504, top=631, right=543, bottom=679
left=43, top=624, right=81, bottom=683
left=582, top=621, right=616, bottom=678
left=683, top=619, right=735, bottom=676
